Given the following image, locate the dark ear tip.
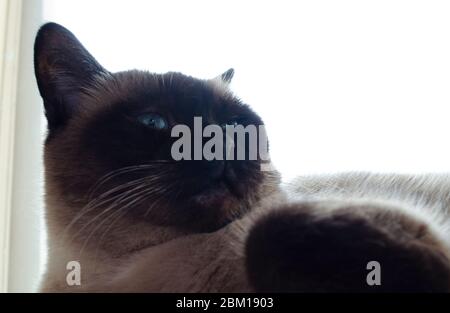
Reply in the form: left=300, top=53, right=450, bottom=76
left=34, top=23, right=69, bottom=86
left=221, top=68, right=235, bottom=83
left=36, top=22, right=68, bottom=41
left=225, top=68, right=235, bottom=75
left=38, top=22, right=67, bottom=33
left=36, top=22, right=84, bottom=54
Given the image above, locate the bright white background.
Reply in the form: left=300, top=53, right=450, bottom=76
left=44, top=0, right=450, bottom=181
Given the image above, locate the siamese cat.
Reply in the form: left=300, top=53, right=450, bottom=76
left=35, top=23, right=450, bottom=292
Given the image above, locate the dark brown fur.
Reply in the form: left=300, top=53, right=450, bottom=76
left=246, top=201, right=450, bottom=292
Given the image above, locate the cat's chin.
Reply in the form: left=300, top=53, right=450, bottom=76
left=177, top=182, right=249, bottom=232
left=191, top=182, right=237, bottom=207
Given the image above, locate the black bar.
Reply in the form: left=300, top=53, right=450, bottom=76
left=1, top=293, right=448, bottom=312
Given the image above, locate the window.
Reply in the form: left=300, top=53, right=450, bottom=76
left=1, top=0, right=44, bottom=292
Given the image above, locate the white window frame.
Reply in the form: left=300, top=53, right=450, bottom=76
left=0, top=0, right=23, bottom=293
left=1, top=0, right=43, bottom=292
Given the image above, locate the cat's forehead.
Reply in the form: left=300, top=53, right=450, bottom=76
left=77, top=69, right=256, bottom=128
left=88, top=70, right=233, bottom=112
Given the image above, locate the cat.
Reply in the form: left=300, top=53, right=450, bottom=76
left=35, top=22, right=450, bottom=292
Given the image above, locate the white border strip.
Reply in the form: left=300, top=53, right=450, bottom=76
left=0, top=0, right=23, bottom=293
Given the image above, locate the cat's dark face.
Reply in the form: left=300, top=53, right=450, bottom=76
left=35, top=23, right=279, bottom=233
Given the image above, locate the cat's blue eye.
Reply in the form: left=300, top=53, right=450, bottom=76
left=137, top=113, right=168, bottom=130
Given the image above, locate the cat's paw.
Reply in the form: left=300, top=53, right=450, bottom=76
left=245, top=202, right=450, bottom=292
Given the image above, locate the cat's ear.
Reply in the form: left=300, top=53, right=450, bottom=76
left=220, top=68, right=234, bottom=83
left=34, top=22, right=108, bottom=130
left=212, top=68, right=234, bottom=84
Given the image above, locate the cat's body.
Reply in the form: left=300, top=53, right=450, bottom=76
left=41, top=172, right=450, bottom=292
left=35, top=23, right=450, bottom=292
left=40, top=187, right=284, bottom=292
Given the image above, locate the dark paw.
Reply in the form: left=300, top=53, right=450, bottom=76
left=245, top=202, right=450, bottom=292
